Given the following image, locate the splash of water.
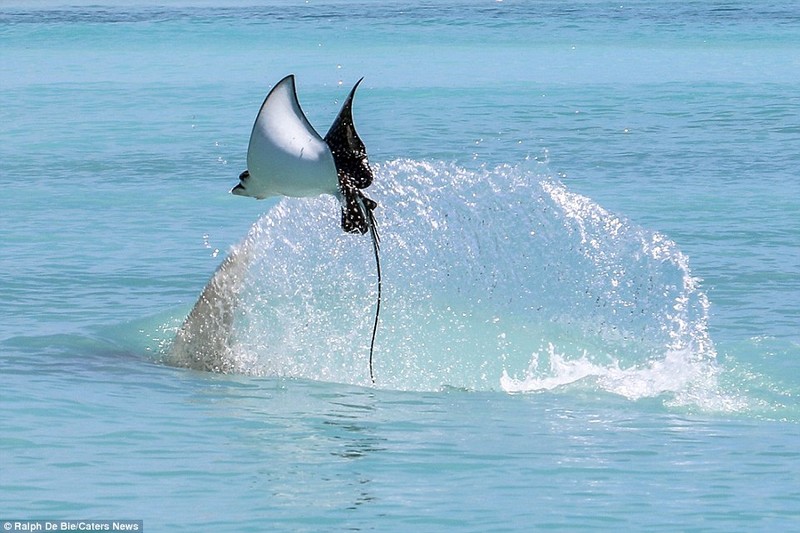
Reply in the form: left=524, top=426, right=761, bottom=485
left=169, top=159, right=724, bottom=405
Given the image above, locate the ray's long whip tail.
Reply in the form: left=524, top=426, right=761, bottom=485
left=367, top=209, right=381, bottom=384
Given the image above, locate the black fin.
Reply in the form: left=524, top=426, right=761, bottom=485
left=325, top=78, right=374, bottom=191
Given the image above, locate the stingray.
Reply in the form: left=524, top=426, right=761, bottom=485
left=172, top=75, right=380, bottom=382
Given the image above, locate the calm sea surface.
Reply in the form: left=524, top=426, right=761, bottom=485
left=2, top=1, right=799, bottom=530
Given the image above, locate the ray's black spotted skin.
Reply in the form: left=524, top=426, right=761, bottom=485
left=325, top=78, right=373, bottom=189
left=324, top=77, right=378, bottom=235
left=339, top=182, right=378, bottom=235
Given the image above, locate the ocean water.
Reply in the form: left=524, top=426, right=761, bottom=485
left=2, top=0, right=799, bottom=530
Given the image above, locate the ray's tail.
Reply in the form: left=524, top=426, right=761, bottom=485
left=366, top=204, right=381, bottom=383
left=343, top=191, right=382, bottom=383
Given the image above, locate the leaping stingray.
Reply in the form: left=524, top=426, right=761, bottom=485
left=170, top=75, right=381, bottom=382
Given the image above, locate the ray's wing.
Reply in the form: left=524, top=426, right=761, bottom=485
left=324, top=78, right=373, bottom=190
left=234, top=74, right=338, bottom=198
left=325, top=78, right=378, bottom=236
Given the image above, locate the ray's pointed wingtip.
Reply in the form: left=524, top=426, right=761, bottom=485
left=272, top=73, right=297, bottom=93
left=345, top=77, right=365, bottom=103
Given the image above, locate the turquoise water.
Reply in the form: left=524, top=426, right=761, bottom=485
left=2, top=1, right=799, bottom=530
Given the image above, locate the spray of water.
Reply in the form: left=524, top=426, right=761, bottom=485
left=167, top=159, right=732, bottom=408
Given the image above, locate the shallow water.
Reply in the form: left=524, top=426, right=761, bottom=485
left=2, top=0, right=799, bottom=530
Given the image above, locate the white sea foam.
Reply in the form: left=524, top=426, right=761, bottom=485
left=499, top=343, right=745, bottom=412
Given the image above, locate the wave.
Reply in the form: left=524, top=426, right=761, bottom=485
left=163, top=159, right=730, bottom=407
